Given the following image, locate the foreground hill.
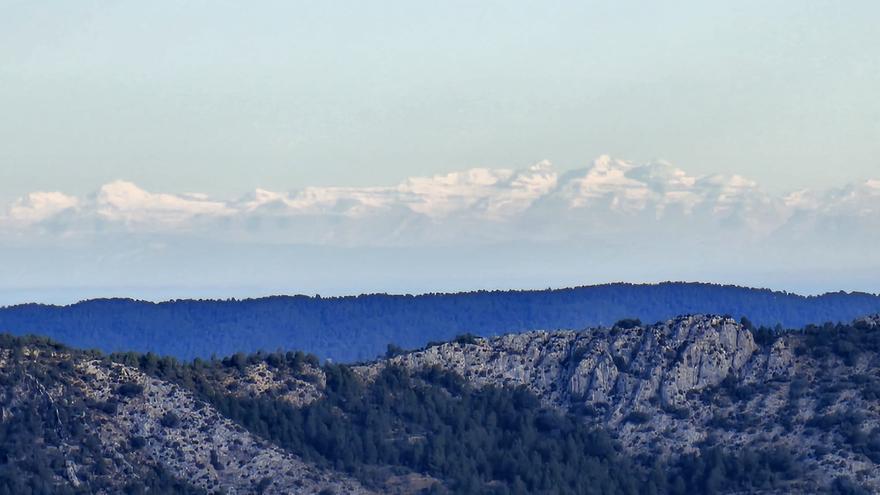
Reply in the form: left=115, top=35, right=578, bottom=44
left=2, top=314, right=879, bottom=493
left=366, top=315, right=880, bottom=491
left=2, top=283, right=880, bottom=361
left=0, top=337, right=371, bottom=494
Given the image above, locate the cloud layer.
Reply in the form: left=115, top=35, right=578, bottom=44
left=3, top=155, right=878, bottom=246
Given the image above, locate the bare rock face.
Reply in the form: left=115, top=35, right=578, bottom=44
left=570, top=351, right=618, bottom=404
left=363, top=315, right=880, bottom=491
left=765, top=338, right=795, bottom=379
left=374, top=315, right=757, bottom=421
left=659, top=316, right=757, bottom=407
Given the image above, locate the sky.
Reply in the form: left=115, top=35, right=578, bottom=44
left=1, top=1, right=879, bottom=303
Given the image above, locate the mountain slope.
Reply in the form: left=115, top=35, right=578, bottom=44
left=2, top=315, right=879, bottom=493
left=2, top=283, right=880, bottom=361
left=362, top=315, right=880, bottom=491
left=0, top=337, right=371, bottom=494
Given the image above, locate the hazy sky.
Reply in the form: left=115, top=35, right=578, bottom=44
left=2, top=1, right=880, bottom=302
left=2, top=0, right=879, bottom=203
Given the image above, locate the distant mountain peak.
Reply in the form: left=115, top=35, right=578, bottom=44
left=3, top=156, right=878, bottom=243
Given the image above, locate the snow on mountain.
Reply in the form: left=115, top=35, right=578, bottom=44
left=96, top=180, right=234, bottom=226
left=3, top=191, right=79, bottom=226
left=0, top=157, right=876, bottom=246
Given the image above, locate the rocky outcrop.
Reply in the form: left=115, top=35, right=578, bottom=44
left=658, top=316, right=756, bottom=406
left=368, top=315, right=757, bottom=420
left=223, top=361, right=325, bottom=408
left=71, top=359, right=370, bottom=495
left=855, top=314, right=880, bottom=329
left=360, top=315, right=880, bottom=491
left=0, top=346, right=372, bottom=495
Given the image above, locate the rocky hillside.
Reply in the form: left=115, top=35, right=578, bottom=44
left=2, top=315, right=879, bottom=494
left=0, top=338, right=371, bottom=494
left=363, top=315, right=880, bottom=492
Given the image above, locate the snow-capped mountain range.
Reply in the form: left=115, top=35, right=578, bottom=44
left=1, top=155, right=879, bottom=303
left=3, top=156, right=878, bottom=246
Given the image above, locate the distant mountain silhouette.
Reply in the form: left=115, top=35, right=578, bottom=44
left=1, top=282, right=878, bottom=362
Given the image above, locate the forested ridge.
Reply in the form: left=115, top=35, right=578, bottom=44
left=2, top=282, right=880, bottom=362
left=2, top=317, right=879, bottom=494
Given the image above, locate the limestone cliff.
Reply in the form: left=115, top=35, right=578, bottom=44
left=360, top=315, right=880, bottom=490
